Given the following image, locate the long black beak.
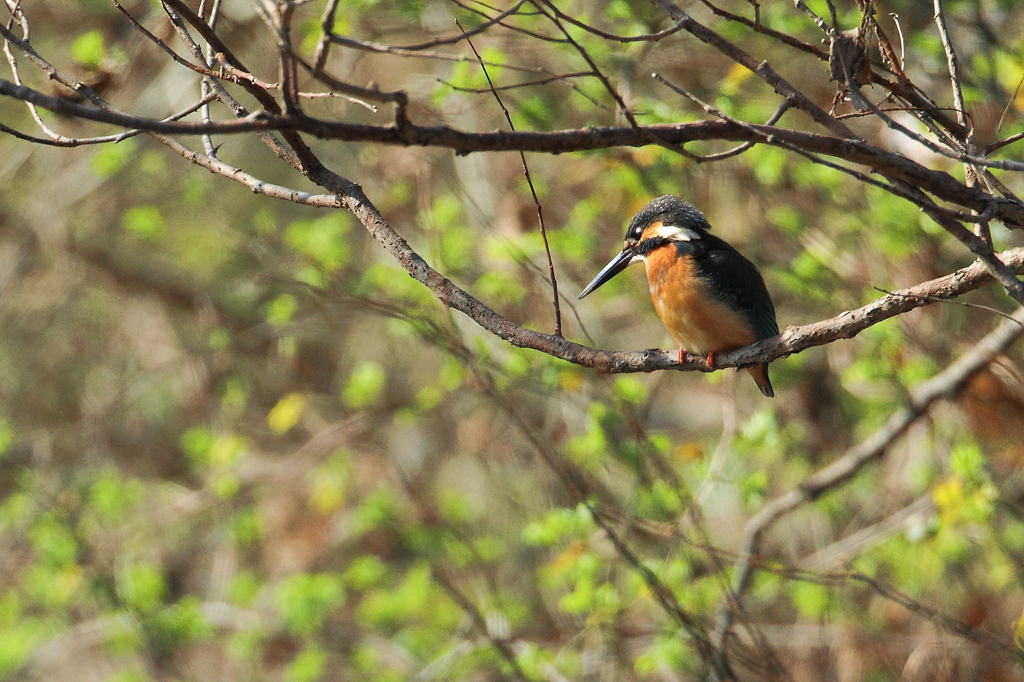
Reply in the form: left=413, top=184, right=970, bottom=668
left=578, top=248, right=636, bottom=300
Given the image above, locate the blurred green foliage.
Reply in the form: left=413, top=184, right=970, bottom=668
left=0, top=1, right=1022, bottom=681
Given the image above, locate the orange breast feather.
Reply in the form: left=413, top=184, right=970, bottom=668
left=644, top=245, right=756, bottom=354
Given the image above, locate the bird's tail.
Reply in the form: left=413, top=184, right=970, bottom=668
left=747, top=363, right=774, bottom=398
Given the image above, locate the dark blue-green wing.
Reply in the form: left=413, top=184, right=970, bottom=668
left=692, top=240, right=778, bottom=341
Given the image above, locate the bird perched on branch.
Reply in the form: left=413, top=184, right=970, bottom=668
left=579, top=195, right=779, bottom=397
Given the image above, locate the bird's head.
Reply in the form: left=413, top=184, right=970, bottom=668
left=578, top=195, right=710, bottom=300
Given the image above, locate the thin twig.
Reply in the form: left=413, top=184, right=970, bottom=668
left=439, top=70, right=594, bottom=94
left=532, top=0, right=640, bottom=128
left=799, top=495, right=935, bottom=570
left=984, top=130, right=1024, bottom=156
left=0, top=93, right=217, bottom=147
left=164, top=9, right=298, bottom=166
left=339, top=1, right=528, bottom=52
left=310, top=0, right=339, bottom=72
left=3, top=57, right=1023, bottom=227
left=649, top=0, right=857, bottom=139
left=717, top=306, right=1024, bottom=652
left=695, top=0, right=829, bottom=59
left=111, top=0, right=259, bottom=87
left=536, top=7, right=688, bottom=43
left=2, top=3, right=64, bottom=141
left=889, top=13, right=906, bottom=71
left=933, top=0, right=968, bottom=131
left=793, top=0, right=830, bottom=35
left=326, top=33, right=557, bottom=73
left=835, top=35, right=1024, bottom=175
left=429, top=568, right=529, bottom=681
left=849, top=572, right=1014, bottom=655
left=198, top=0, right=222, bottom=157
left=995, top=69, right=1024, bottom=134
left=651, top=73, right=1001, bottom=229
left=459, top=21, right=562, bottom=336
left=873, top=286, right=1024, bottom=329
left=680, top=99, right=792, bottom=163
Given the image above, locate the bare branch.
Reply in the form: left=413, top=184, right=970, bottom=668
left=681, top=99, right=792, bottom=163
left=439, top=70, right=595, bottom=94
left=533, top=6, right=688, bottom=43
left=110, top=0, right=247, bottom=86
left=695, top=0, right=829, bottom=59
left=325, top=33, right=559, bottom=72
left=161, top=2, right=299, bottom=166
left=532, top=0, right=640, bottom=128
left=836, top=44, right=1024, bottom=176
left=310, top=0, right=339, bottom=72
left=933, top=0, right=969, bottom=131
left=984, top=130, right=1024, bottom=157
left=0, top=92, right=217, bottom=147
left=294, top=52, right=407, bottom=105
left=871, top=73, right=971, bottom=140
left=157, top=0, right=326, bottom=177
left=649, top=0, right=858, bottom=139
left=300, top=148, right=1024, bottom=377
left=461, top=21, right=561, bottom=335
left=799, top=495, right=936, bottom=571
left=4, top=69, right=1024, bottom=229
left=719, top=305, right=1024, bottom=648
left=848, top=572, right=1015, bottom=656
left=199, top=0, right=223, bottom=157
left=0, top=78, right=281, bottom=133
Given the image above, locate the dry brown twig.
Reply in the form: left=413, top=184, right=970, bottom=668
left=713, top=306, right=1024, bottom=668
left=4, top=1, right=1024, bottom=677
left=4, top=67, right=1022, bottom=374
left=459, top=21, right=562, bottom=336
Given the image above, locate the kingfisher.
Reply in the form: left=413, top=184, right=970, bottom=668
left=578, top=195, right=779, bottom=397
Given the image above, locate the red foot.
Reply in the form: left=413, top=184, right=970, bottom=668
left=678, top=348, right=687, bottom=365
left=705, top=351, right=716, bottom=370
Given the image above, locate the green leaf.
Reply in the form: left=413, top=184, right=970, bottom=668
left=267, top=393, right=307, bottom=435
left=285, top=645, right=327, bottom=682
left=180, top=427, right=215, bottom=465
left=354, top=488, right=400, bottom=531
left=233, top=509, right=262, bottom=545
left=635, top=632, right=693, bottom=674
left=949, top=442, right=986, bottom=483
left=0, top=419, right=14, bottom=459
left=792, top=582, right=830, bottom=618
left=522, top=505, right=593, bottom=546
left=228, top=571, right=261, bottom=606
left=122, top=206, right=164, bottom=240
left=119, top=563, right=167, bottom=614
left=344, top=555, right=388, bottom=590
left=146, top=596, right=214, bottom=650
left=611, top=376, right=647, bottom=406
left=71, top=30, right=106, bottom=68
left=357, top=563, right=434, bottom=629
left=91, top=140, right=136, bottom=177
left=89, top=470, right=144, bottom=521
left=277, top=573, right=345, bottom=636
left=0, top=621, right=48, bottom=678
left=28, top=518, right=77, bottom=567
left=265, top=293, right=298, bottom=326
left=342, top=361, right=386, bottom=409
left=285, top=214, right=352, bottom=272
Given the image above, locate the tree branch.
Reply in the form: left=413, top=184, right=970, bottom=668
left=3, top=74, right=1019, bottom=226
left=717, top=305, right=1024, bottom=654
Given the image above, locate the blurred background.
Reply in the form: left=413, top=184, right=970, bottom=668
left=1, top=0, right=1024, bottom=680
